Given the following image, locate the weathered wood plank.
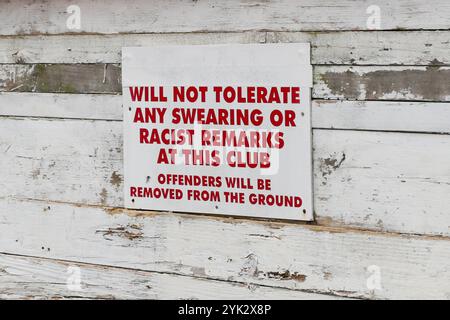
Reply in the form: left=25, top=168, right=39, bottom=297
left=1, top=31, right=450, bottom=65
left=314, top=66, right=450, bottom=101
left=0, top=198, right=449, bottom=300
left=312, top=100, right=450, bottom=133
left=3, top=93, right=450, bottom=134
left=0, top=253, right=339, bottom=300
left=0, top=92, right=122, bottom=120
left=2, top=65, right=450, bottom=102
left=313, top=130, right=450, bottom=236
left=1, top=0, right=450, bottom=35
left=0, top=33, right=266, bottom=64
left=268, top=31, right=450, bottom=66
left=0, top=117, right=123, bottom=207
left=1, top=117, right=449, bottom=236
left=0, top=64, right=121, bottom=94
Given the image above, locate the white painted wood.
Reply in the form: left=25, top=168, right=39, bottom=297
left=313, top=130, right=450, bottom=236
left=0, top=92, right=122, bottom=120
left=268, top=31, right=450, bottom=66
left=312, top=100, right=450, bottom=133
left=0, top=117, right=123, bottom=207
left=0, top=198, right=449, bottom=300
left=0, top=253, right=339, bottom=300
left=1, top=117, right=450, bottom=236
left=0, top=33, right=265, bottom=64
left=3, top=93, right=450, bottom=134
left=1, top=0, right=450, bottom=35
left=314, top=66, right=450, bottom=101
left=2, top=31, right=449, bottom=65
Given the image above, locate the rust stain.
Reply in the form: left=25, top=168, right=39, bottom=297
left=316, top=215, right=343, bottom=227
left=103, top=207, right=160, bottom=218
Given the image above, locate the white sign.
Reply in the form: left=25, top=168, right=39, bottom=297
left=122, top=43, right=313, bottom=221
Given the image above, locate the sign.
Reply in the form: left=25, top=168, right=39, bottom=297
left=122, top=43, right=313, bottom=221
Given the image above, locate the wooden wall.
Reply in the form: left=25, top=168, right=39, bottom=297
left=0, top=0, right=449, bottom=299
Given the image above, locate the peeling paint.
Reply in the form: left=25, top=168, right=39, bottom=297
left=96, top=223, right=144, bottom=241
left=1, top=64, right=122, bottom=93
left=239, top=253, right=258, bottom=277
left=318, top=152, right=346, bottom=185
left=264, top=270, right=307, bottom=282
left=317, top=67, right=450, bottom=101
left=110, top=171, right=122, bottom=188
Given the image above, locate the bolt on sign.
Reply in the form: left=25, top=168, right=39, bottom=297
left=122, top=44, right=313, bottom=221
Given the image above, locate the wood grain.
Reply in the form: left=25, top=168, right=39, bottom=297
left=1, top=31, right=449, bottom=65
left=2, top=64, right=450, bottom=102
left=0, top=253, right=340, bottom=299
left=268, top=31, right=450, bottom=66
left=0, top=92, right=122, bottom=120
left=312, top=100, right=450, bottom=134
left=1, top=117, right=449, bottom=236
left=1, top=0, right=450, bottom=35
left=0, top=64, right=121, bottom=94
left=2, top=93, right=450, bottom=133
left=1, top=198, right=449, bottom=300
left=314, top=66, right=450, bottom=101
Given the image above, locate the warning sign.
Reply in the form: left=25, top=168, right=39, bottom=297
left=122, top=43, right=313, bottom=221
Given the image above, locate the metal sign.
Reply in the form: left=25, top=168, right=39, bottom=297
left=122, top=43, right=313, bottom=220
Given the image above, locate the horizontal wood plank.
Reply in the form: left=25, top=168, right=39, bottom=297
left=2, top=93, right=450, bottom=134
left=268, top=31, right=450, bottom=66
left=0, top=198, right=449, bottom=300
left=0, top=253, right=339, bottom=299
left=1, top=0, right=450, bottom=35
left=2, top=64, right=450, bottom=102
left=312, top=100, right=450, bottom=133
left=314, top=66, right=450, bottom=101
left=1, top=117, right=449, bottom=236
left=0, top=33, right=265, bottom=64
left=1, top=31, right=450, bottom=65
left=0, top=64, right=121, bottom=94
left=0, top=92, right=122, bottom=120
